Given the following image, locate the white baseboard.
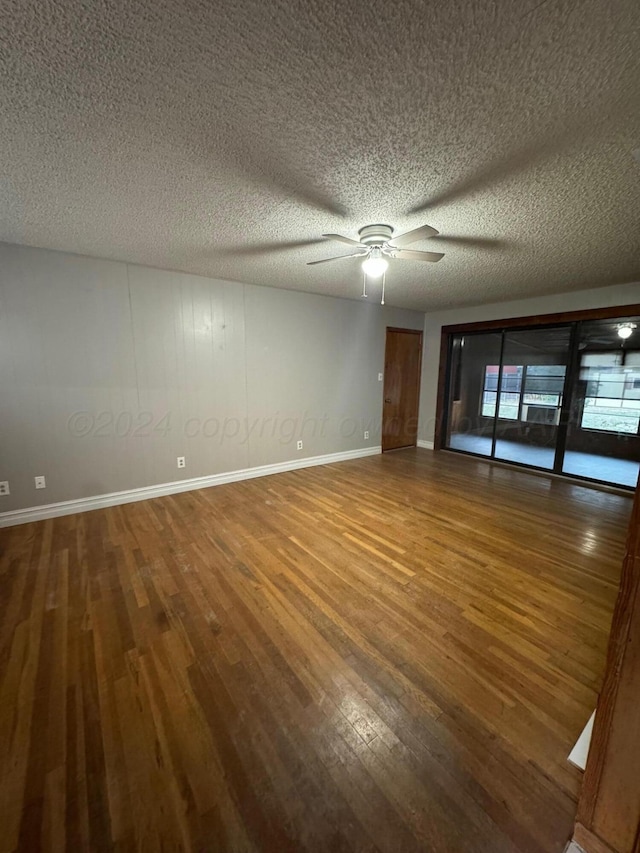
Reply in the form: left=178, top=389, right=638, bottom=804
left=417, top=439, right=434, bottom=450
left=0, top=446, right=381, bottom=528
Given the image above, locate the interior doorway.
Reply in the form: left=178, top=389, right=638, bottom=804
left=382, top=327, right=423, bottom=451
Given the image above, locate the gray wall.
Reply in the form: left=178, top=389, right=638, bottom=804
left=0, top=243, right=423, bottom=512
left=418, top=282, right=640, bottom=442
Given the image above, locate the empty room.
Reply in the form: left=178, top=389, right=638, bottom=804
left=1, top=1, right=640, bottom=852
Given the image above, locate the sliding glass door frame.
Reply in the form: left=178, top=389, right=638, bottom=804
left=490, top=333, right=506, bottom=460
left=552, top=321, right=581, bottom=475
left=435, top=304, right=640, bottom=491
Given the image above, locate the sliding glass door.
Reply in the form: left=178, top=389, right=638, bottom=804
left=442, top=315, right=640, bottom=489
left=445, top=326, right=571, bottom=469
left=562, top=318, right=640, bottom=488
left=445, top=332, right=503, bottom=456
left=492, top=327, right=571, bottom=470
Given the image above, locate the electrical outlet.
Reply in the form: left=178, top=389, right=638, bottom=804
left=35, top=475, right=46, bottom=489
left=177, top=456, right=186, bottom=469
left=0, top=481, right=9, bottom=496
left=364, top=431, right=370, bottom=440
left=296, top=440, right=303, bottom=451
left=378, top=372, right=383, bottom=381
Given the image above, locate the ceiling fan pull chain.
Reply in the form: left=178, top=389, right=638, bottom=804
left=362, top=270, right=367, bottom=298
left=381, top=271, right=386, bottom=306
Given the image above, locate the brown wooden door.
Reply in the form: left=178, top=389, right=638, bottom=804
left=382, top=328, right=422, bottom=451
left=573, top=473, right=640, bottom=853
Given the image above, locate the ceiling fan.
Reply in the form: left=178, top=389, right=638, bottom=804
left=308, top=224, right=443, bottom=304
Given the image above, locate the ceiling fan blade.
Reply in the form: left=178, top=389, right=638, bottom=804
left=389, top=224, right=439, bottom=247
left=392, top=248, right=444, bottom=263
left=322, top=233, right=366, bottom=247
left=307, top=252, right=367, bottom=266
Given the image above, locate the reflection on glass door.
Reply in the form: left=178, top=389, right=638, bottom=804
left=493, top=327, right=571, bottom=470
left=563, top=318, right=640, bottom=488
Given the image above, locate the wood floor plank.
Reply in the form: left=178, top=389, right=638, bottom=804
left=0, top=449, right=632, bottom=852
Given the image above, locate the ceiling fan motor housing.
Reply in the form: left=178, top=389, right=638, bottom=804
left=358, top=224, right=394, bottom=246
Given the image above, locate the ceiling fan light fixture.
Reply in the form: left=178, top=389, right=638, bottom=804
left=617, top=322, right=636, bottom=340
left=362, top=248, right=388, bottom=278
left=309, top=223, right=443, bottom=278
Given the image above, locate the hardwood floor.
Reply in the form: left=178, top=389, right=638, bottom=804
left=0, top=449, right=632, bottom=853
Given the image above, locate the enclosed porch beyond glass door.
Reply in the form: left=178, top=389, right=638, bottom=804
left=492, top=327, right=571, bottom=470
left=563, top=318, right=640, bottom=488
left=445, top=332, right=502, bottom=456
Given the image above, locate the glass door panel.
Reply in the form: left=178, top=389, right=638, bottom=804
left=563, top=318, right=640, bottom=488
left=493, top=327, right=571, bottom=470
left=445, top=332, right=503, bottom=457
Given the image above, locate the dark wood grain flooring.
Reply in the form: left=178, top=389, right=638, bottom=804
left=0, top=449, right=632, bottom=853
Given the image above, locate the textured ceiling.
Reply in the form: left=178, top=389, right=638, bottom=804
left=0, top=0, right=639, bottom=311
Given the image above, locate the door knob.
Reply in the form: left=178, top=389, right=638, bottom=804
left=384, top=398, right=392, bottom=403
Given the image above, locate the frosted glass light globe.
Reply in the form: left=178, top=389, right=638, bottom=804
left=362, top=254, right=388, bottom=278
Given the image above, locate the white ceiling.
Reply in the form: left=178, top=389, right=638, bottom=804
left=0, top=0, right=639, bottom=311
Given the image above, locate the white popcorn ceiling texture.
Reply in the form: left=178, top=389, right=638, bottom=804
left=0, top=0, right=639, bottom=310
